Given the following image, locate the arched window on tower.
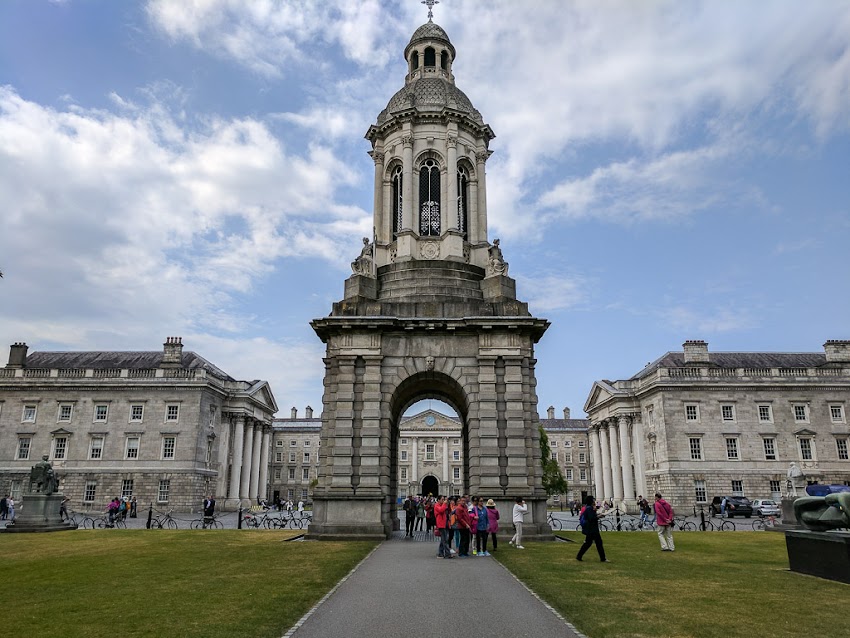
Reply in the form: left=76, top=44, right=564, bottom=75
left=424, top=46, right=436, bottom=67
left=411, top=51, right=419, bottom=71
left=440, top=51, right=448, bottom=70
left=457, top=166, right=469, bottom=239
left=391, top=166, right=403, bottom=238
left=419, top=159, right=441, bottom=237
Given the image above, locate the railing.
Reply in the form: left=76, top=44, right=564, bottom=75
left=742, top=368, right=771, bottom=376
left=128, top=369, right=157, bottom=378
left=58, top=368, right=85, bottom=378
left=779, top=368, right=808, bottom=377
left=23, top=368, right=50, bottom=377
left=0, top=368, right=17, bottom=378
left=93, top=369, right=122, bottom=378
left=163, top=368, right=196, bottom=379
left=668, top=368, right=702, bottom=378
left=708, top=368, right=737, bottom=377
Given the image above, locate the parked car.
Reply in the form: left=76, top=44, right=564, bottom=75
left=751, top=499, right=780, bottom=517
left=709, top=495, right=753, bottom=518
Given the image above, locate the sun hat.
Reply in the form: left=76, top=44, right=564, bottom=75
left=486, top=499, right=496, bottom=507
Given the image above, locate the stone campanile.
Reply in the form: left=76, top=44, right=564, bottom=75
left=309, top=10, right=551, bottom=540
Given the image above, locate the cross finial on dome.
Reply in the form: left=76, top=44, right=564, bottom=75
left=422, top=0, right=439, bottom=22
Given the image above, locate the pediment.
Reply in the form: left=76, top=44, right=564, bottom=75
left=793, top=428, right=817, bottom=436
left=50, top=428, right=73, bottom=436
left=584, top=381, right=615, bottom=413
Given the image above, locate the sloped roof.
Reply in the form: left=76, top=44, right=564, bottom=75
left=23, top=350, right=234, bottom=381
left=540, top=418, right=590, bottom=431
left=632, top=351, right=828, bottom=380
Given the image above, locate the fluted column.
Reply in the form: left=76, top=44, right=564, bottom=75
left=591, top=425, right=604, bottom=500
left=632, top=415, right=647, bottom=499
left=442, top=436, right=449, bottom=485
left=402, top=135, right=414, bottom=231
left=609, top=419, right=624, bottom=502
left=446, top=134, right=458, bottom=230
left=228, top=416, right=244, bottom=500
left=598, top=422, right=613, bottom=501
left=475, top=150, right=489, bottom=241
left=258, top=425, right=271, bottom=502
left=618, top=415, right=635, bottom=505
left=411, top=435, right=418, bottom=486
left=239, top=420, right=255, bottom=499
left=371, top=150, right=385, bottom=242
left=249, top=423, right=263, bottom=499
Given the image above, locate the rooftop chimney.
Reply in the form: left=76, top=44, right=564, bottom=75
left=563, top=407, right=571, bottom=420
left=161, top=337, right=183, bottom=367
left=683, top=340, right=709, bottom=364
left=824, top=340, right=850, bottom=363
left=547, top=406, right=555, bottom=419
left=305, top=406, right=313, bottom=419
left=7, top=342, right=28, bottom=368
left=291, top=407, right=298, bottom=419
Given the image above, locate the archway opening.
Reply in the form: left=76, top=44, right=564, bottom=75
left=421, top=475, right=439, bottom=497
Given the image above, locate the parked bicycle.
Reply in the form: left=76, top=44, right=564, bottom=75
left=150, top=509, right=179, bottom=529
left=94, top=514, right=126, bottom=529
left=547, top=512, right=563, bottom=531
left=751, top=515, right=776, bottom=531
left=671, top=516, right=696, bottom=531
left=190, top=513, right=223, bottom=529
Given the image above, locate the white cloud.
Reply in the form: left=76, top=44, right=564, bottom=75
left=662, top=306, right=756, bottom=335
left=515, top=273, right=590, bottom=314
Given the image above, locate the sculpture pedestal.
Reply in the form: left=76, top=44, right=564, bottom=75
left=785, top=530, right=850, bottom=584
left=2, top=493, right=77, bottom=533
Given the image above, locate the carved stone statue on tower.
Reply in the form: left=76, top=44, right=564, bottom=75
left=351, top=237, right=375, bottom=277
left=487, top=238, right=509, bottom=277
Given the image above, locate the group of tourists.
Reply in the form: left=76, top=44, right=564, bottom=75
left=0, top=494, right=14, bottom=520
left=105, top=496, right=138, bottom=524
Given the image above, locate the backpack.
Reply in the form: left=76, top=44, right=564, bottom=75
left=579, top=506, right=587, bottom=531
left=449, top=511, right=457, bottom=528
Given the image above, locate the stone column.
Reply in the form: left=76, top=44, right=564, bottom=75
left=411, top=433, right=418, bottom=485
left=446, top=134, right=458, bottom=230
left=371, top=150, right=385, bottom=242
left=475, top=150, right=489, bottom=241
left=442, top=435, right=449, bottom=486
left=228, top=416, right=244, bottom=500
left=402, top=135, right=414, bottom=231
left=632, top=415, right=647, bottom=498
left=249, top=424, right=263, bottom=499
left=618, top=415, right=635, bottom=506
left=258, top=425, right=271, bottom=502
left=239, top=420, right=255, bottom=499
left=609, top=418, right=624, bottom=503
left=590, top=425, right=604, bottom=501
left=468, top=178, right=479, bottom=243
left=598, top=422, right=613, bottom=501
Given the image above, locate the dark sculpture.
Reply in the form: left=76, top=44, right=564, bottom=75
left=29, top=455, right=57, bottom=495
left=793, top=493, right=850, bottom=531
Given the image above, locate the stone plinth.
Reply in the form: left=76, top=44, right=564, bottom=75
left=2, top=493, right=77, bottom=533
left=785, top=530, right=850, bottom=583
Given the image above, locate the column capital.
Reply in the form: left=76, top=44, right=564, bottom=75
left=447, top=134, right=458, bottom=149
left=369, top=150, right=385, bottom=164
left=402, top=135, right=414, bottom=148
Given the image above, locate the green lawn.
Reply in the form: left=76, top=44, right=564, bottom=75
left=495, top=531, right=848, bottom=638
left=1, top=529, right=376, bottom=638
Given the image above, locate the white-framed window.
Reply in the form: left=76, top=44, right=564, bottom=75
left=286, top=489, right=294, bottom=500
left=288, top=468, right=296, bottom=480
left=830, top=405, right=845, bottom=423
left=453, top=439, right=460, bottom=445
left=161, top=436, right=176, bottom=460
left=564, top=452, right=572, bottom=463
left=731, top=480, right=743, bottom=496
left=84, top=481, right=97, bottom=503
left=303, top=452, right=310, bottom=463
left=793, top=404, right=808, bottom=423
left=10, top=480, right=23, bottom=501
left=685, top=404, right=699, bottom=421
left=758, top=404, right=773, bottom=423
left=694, top=480, right=707, bottom=503
left=290, top=440, right=297, bottom=447
left=400, top=450, right=408, bottom=461
left=165, top=405, right=179, bottom=422
left=453, top=467, right=460, bottom=480
left=300, top=489, right=308, bottom=501
left=304, top=440, right=311, bottom=447
left=551, top=451, right=557, bottom=461
left=580, top=468, right=587, bottom=481
left=58, top=404, right=73, bottom=421
left=275, top=451, right=282, bottom=463
left=400, top=438, right=408, bottom=445
left=94, top=404, right=108, bottom=422
left=721, top=405, right=735, bottom=421
left=689, top=438, right=703, bottom=461
left=448, top=450, right=457, bottom=461
left=122, top=479, right=134, bottom=498
left=565, top=468, right=573, bottom=480
left=646, top=405, right=654, bottom=426
left=426, top=444, right=435, bottom=460
left=769, top=480, right=781, bottom=495
left=22, top=405, right=37, bottom=422
left=276, top=439, right=284, bottom=447
left=763, top=438, right=776, bottom=460
left=274, top=468, right=282, bottom=479
left=578, top=452, right=586, bottom=463
left=289, top=451, right=296, bottom=463
left=125, top=436, right=140, bottom=459
left=578, top=440, right=585, bottom=448
left=400, top=467, right=408, bottom=481
left=89, top=436, right=104, bottom=460
left=565, top=440, right=572, bottom=448
left=551, top=440, right=558, bottom=448
left=205, top=439, right=213, bottom=464
left=157, top=480, right=169, bottom=503
left=52, top=436, right=67, bottom=460
left=837, top=438, right=849, bottom=461
left=302, top=468, right=310, bottom=480
left=799, top=437, right=813, bottom=460
left=17, top=436, right=31, bottom=460
left=130, top=405, right=144, bottom=422
left=726, top=437, right=739, bottom=460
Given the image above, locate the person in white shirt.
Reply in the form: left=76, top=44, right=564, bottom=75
left=509, top=496, right=528, bottom=549
left=297, top=500, right=304, bottom=514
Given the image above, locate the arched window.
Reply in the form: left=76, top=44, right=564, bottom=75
left=440, top=50, right=448, bottom=70
left=391, top=166, right=403, bottom=238
left=457, top=166, right=469, bottom=239
left=424, top=46, right=436, bottom=67
left=419, top=159, right=441, bottom=236
left=411, top=51, right=419, bottom=71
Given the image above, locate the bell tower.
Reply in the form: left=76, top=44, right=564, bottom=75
left=309, top=8, right=551, bottom=541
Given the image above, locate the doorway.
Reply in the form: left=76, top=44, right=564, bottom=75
left=421, top=475, right=439, bottom=497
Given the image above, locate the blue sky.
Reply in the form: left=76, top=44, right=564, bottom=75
left=1, top=1, right=848, bottom=418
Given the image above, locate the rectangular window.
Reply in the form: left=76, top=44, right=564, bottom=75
left=763, top=438, right=776, bottom=460
left=94, top=404, right=108, bottom=421
left=694, top=480, right=707, bottom=503
left=721, top=405, right=735, bottom=421
left=400, top=438, right=408, bottom=445
left=400, top=467, right=408, bottom=481
left=769, top=480, right=781, bottom=495
left=301, top=489, right=308, bottom=501
left=84, top=481, right=97, bottom=503
left=685, top=404, right=699, bottom=421
left=565, top=468, right=573, bottom=480
left=564, top=452, right=572, bottom=463
left=578, top=452, right=586, bottom=463
left=578, top=440, right=585, bottom=448
left=453, top=467, right=460, bottom=480
left=10, top=480, right=23, bottom=501
left=125, top=437, right=140, bottom=459
left=551, top=441, right=558, bottom=448
left=22, top=405, right=37, bottom=422
left=206, top=439, right=213, bottom=464
left=274, top=468, right=282, bottom=479
left=758, top=405, right=772, bottom=423
left=289, top=451, right=296, bottom=463
left=837, top=439, right=849, bottom=460
left=304, top=440, right=311, bottom=447
left=287, top=489, right=294, bottom=501
left=400, top=450, right=408, bottom=461
left=426, top=444, right=435, bottom=461
left=453, top=439, right=460, bottom=445
left=646, top=405, right=654, bottom=426
left=800, top=438, right=813, bottom=460
left=290, top=440, right=297, bottom=447
left=122, top=479, right=134, bottom=498
left=53, top=437, right=67, bottom=460
left=551, top=451, right=558, bottom=461
left=731, top=480, right=743, bottom=496
left=275, top=451, right=282, bottom=462
left=689, top=438, right=703, bottom=461
left=58, top=404, right=73, bottom=421
left=831, top=405, right=845, bottom=423
left=130, top=405, right=144, bottom=421
left=165, top=405, right=179, bottom=422
left=726, top=438, right=739, bottom=460
left=89, top=436, right=104, bottom=460
left=565, top=440, right=572, bottom=448
left=579, top=469, right=587, bottom=481
left=158, top=480, right=169, bottom=503
left=17, top=437, right=32, bottom=460
left=276, top=439, right=284, bottom=447
left=452, top=450, right=460, bottom=461
left=794, top=405, right=808, bottom=422
left=161, top=436, right=176, bottom=460
left=302, top=468, right=310, bottom=480
left=303, top=452, right=310, bottom=463
left=288, top=468, right=296, bottom=480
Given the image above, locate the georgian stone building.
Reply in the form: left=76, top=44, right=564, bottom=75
left=0, top=339, right=277, bottom=510
left=584, top=340, right=850, bottom=512
left=269, top=407, right=321, bottom=505
left=539, top=406, right=592, bottom=505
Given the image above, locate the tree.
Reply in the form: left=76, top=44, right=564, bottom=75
left=539, top=425, right=569, bottom=499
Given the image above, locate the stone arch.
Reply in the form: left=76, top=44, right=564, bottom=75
left=414, top=149, right=444, bottom=169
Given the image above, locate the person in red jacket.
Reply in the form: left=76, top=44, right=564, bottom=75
left=455, top=496, right=473, bottom=557
left=434, top=495, right=453, bottom=559
left=654, top=492, right=675, bottom=552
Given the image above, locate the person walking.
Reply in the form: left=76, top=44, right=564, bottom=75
left=403, top=494, right=416, bottom=537
left=434, top=495, right=454, bottom=559
left=455, top=496, right=472, bottom=557
left=654, top=492, right=675, bottom=552
left=638, top=495, right=651, bottom=528
left=475, top=498, right=490, bottom=556
left=7, top=496, right=14, bottom=520
left=0, top=494, right=7, bottom=520
left=576, top=495, right=609, bottom=562
left=486, top=499, right=500, bottom=551
left=509, top=496, right=527, bottom=549
left=203, top=495, right=216, bottom=528
left=415, top=497, right=426, bottom=532
left=130, top=496, right=137, bottom=518
left=469, top=497, right=480, bottom=554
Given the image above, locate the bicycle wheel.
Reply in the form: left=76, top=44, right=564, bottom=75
left=114, top=518, right=127, bottom=529
left=550, top=518, right=562, bottom=531
left=700, top=519, right=716, bottom=531
left=190, top=519, right=202, bottom=529
left=751, top=519, right=765, bottom=531
left=683, top=521, right=696, bottom=531
left=212, top=519, right=224, bottom=529
left=721, top=520, right=736, bottom=531
left=166, top=519, right=178, bottom=529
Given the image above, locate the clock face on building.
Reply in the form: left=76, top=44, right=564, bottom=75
left=425, top=415, right=436, bottom=426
